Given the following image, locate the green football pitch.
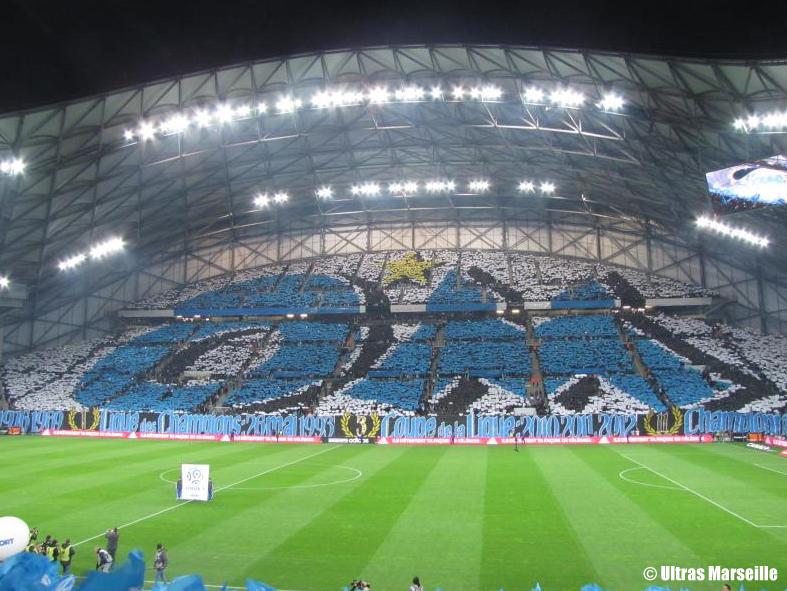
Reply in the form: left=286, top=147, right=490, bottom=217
left=1, top=438, right=786, bottom=591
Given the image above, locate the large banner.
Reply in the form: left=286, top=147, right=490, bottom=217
left=1, top=407, right=783, bottom=441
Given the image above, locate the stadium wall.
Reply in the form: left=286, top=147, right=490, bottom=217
left=3, top=219, right=787, bottom=355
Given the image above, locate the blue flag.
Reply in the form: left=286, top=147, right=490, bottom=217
left=0, top=551, right=71, bottom=591
left=581, top=585, right=605, bottom=591
left=245, top=580, right=277, bottom=591
left=164, top=575, right=207, bottom=591
left=76, top=550, right=145, bottom=591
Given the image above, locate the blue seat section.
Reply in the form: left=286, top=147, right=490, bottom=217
left=132, top=324, right=196, bottom=344
left=607, top=375, right=667, bottom=412
left=369, top=343, right=432, bottom=376
left=539, top=339, right=633, bottom=375
left=439, top=341, right=531, bottom=377
left=76, top=345, right=171, bottom=407
left=278, top=322, right=348, bottom=342
left=487, top=378, right=528, bottom=398
left=225, top=379, right=314, bottom=407
left=426, top=271, right=496, bottom=312
left=551, top=281, right=614, bottom=309
left=105, top=382, right=218, bottom=412
left=653, top=369, right=715, bottom=407
left=535, top=315, right=619, bottom=339
left=444, top=319, right=523, bottom=340
left=411, top=323, right=437, bottom=341
left=635, top=339, right=684, bottom=370
left=344, top=379, right=424, bottom=411
left=175, top=273, right=360, bottom=315
left=248, top=344, right=341, bottom=378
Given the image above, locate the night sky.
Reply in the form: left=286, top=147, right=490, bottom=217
left=3, top=0, right=787, bottom=113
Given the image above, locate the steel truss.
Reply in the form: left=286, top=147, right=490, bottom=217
left=2, top=45, right=787, bottom=353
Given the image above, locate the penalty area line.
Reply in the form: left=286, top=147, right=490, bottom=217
left=618, top=453, right=762, bottom=528
left=74, top=445, right=340, bottom=547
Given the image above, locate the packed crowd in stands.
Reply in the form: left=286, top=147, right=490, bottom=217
left=2, top=249, right=786, bottom=416
left=116, top=251, right=720, bottom=314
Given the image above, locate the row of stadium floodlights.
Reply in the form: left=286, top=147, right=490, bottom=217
left=123, top=83, right=625, bottom=142
left=252, top=178, right=558, bottom=207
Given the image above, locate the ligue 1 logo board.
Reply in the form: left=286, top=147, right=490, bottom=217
left=180, top=464, right=210, bottom=501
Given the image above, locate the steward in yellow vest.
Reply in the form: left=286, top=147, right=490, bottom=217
left=59, top=540, right=75, bottom=575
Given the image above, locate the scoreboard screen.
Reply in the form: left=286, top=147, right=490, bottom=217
left=706, top=154, right=787, bottom=214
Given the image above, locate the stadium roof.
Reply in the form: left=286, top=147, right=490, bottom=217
left=1, top=44, right=787, bottom=325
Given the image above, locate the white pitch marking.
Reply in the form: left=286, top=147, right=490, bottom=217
left=618, top=466, right=681, bottom=490
left=755, top=463, right=787, bottom=477
left=619, top=453, right=762, bottom=528
left=74, top=445, right=339, bottom=547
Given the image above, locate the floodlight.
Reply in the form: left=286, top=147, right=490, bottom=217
left=480, top=85, right=503, bottom=101
left=425, top=180, right=454, bottom=193
left=389, top=182, right=404, bottom=194
left=368, top=86, right=390, bottom=104
left=518, top=181, right=536, bottom=193
left=761, top=111, right=787, bottom=129
left=395, top=86, right=424, bottom=101
left=89, top=237, right=124, bottom=260
left=234, top=104, right=252, bottom=118
left=215, top=104, right=235, bottom=123
left=430, top=86, right=443, bottom=100
left=58, top=253, right=87, bottom=271
left=696, top=216, right=769, bottom=248
left=523, top=87, right=544, bottom=103
left=316, top=186, right=333, bottom=199
left=550, top=88, right=584, bottom=107
left=0, top=276, right=8, bottom=289
left=123, top=130, right=135, bottom=141
left=254, top=193, right=271, bottom=208
left=0, top=158, right=25, bottom=176
left=273, top=192, right=289, bottom=204
left=161, top=114, right=189, bottom=134
left=540, top=181, right=556, bottom=194
left=468, top=179, right=490, bottom=192
left=276, top=96, right=301, bottom=114
left=402, top=181, right=419, bottom=194
left=451, top=86, right=465, bottom=100
left=137, top=121, right=156, bottom=141
left=194, top=110, right=212, bottom=127
left=312, top=91, right=332, bottom=109
left=351, top=182, right=381, bottom=197
left=257, top=102, right=267, bottom=114
left=599, top=92, right=624, bottom=111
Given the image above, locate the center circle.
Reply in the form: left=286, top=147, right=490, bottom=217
left=158, top=462, right=363, bottom=491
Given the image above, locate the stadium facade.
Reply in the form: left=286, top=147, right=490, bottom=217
left=1, top=44, right=787, bottom=356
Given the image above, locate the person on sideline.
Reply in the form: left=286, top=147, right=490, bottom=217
left=59, top=540, right=75, bottom=575
left=409, top=576, right=424, bottom=591
left=105, top=527, right=119, bottom=564
left=95, top=547, right=113, bottom=572
left=45, top=540, right=59, bottom=563
left=153, top=543, right=168, bottom=585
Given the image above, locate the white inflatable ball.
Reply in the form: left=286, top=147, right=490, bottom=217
left=0, top=516, right=29, bottom=561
